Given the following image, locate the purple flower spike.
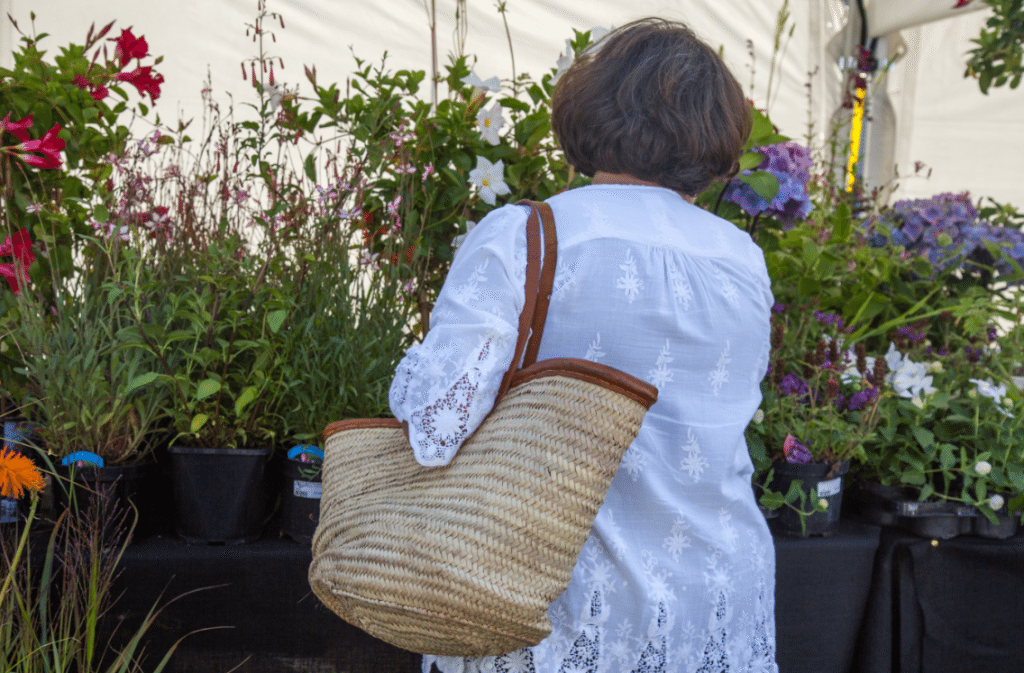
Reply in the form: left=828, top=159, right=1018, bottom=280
left=779, top=373, right=810, bottom=398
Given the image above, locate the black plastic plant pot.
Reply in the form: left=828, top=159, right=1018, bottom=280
left=281, top=457, right=322, bottom=544
left=972, top=495, right=1020, bottom=540
left=168, top=446, right=271, bottom=545
left=769, top=459, right=851, bottom=537
left=53, top=461, right=152, bottom=545
left=846, top=480, right=976, bottom=539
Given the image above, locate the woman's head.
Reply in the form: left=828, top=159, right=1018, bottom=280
left=551, top=18, right=752, bottom=195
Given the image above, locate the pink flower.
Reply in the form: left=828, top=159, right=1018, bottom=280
left=3, top=119, right=65, bottom=170
left=783, top=433, right=813, bottom=464
left=114, top=28, right=149, bottom=68
left=0, top=113, right=33, bottom=143
left=116, top=66, right=163, bottom=101
left=73, top=73, right=110, bottom=101
left=0, top=228, right=35, bottom=294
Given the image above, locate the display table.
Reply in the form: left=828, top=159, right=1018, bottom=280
left=853, top=525, right=1024, bottom=673
left=103, top=519, right=885, bottom=673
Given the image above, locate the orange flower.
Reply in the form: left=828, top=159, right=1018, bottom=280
left=0, top=448, right=45, bottom=499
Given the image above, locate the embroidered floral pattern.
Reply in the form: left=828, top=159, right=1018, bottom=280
left=648, top=340, right=674, bottom=390
left=666, top=258, right=693, bottom=310
left=712, top=263, right=741, bottom=307
left=451, top=259, right=491, bottom=305
left=708, top=341, right=731, bottom=395
left=662, top=514, right=692, bottom=562
left=616, top=248, right=643, bottom=304
left=680, top=428, right=709, bottom=482
left=584, top=333, right=606, bottom=362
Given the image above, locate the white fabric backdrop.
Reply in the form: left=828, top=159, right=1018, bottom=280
left=2, top=0, right=1021, bottom=207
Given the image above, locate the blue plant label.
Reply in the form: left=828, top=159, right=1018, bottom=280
left=62, top=451, right=104, bottom=467
left=1, top=498, right=17, bottom=523
left=287, top=444, right=324, bottom=461
left=293, top=480, right=322, bottom=499
left=817, top=477, right=842, bottom=498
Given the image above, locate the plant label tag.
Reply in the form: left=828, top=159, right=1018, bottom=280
left=293, top=480, right=322, bottom=499
left=1, top=498, right=17, bottom=524
left=817, top=477, right=842, bottom=498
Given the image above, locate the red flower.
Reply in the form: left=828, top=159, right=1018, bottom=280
left=116, top=66, right=163, bottom=101
left=954, top=0, right=973, bottom=7
left=15, top=123, right=65, bottom=170
left=0, top=228, right=35, bottom=295
left=72, top=74, right=110, bottom=101
left=114, top=28, right=149, bottom=68
left=0, top=113, right=33, bottom=142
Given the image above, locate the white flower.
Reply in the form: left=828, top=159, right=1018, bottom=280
left=590, top=25, right=613, bottom=43
left=25, top=202, right=44, bottom=214
left=884, top=341, right=906, bottom=374
left=266, top=83, right=283, bottom=110
left=551, top=39, right=574, bottom=84
left=451, top=220, right=476, bottom=256
left=911, top=396, right=925, bottom=409
left=989, top=494, right=1005, bottom=511
left=975, top=460, right=992, bottom=476
left=460, top=70, right=501, bottom=97
left=467, top=156, right=510, bottom=205
left=818, top=498, right=829, bottom=510
left=752, top=409, right=764, bottom=424
left=970, top=378, right=1008, bottom=404
left=476, top=103, right=505, bottom=146
left=890, top=360, right=935, bottom=399
left=930, top=361, right=944, bottom=373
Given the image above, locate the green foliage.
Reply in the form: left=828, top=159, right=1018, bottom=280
left=9, top=238, right=168, bottom=464
left=965, top=0, right=1024, bottom=93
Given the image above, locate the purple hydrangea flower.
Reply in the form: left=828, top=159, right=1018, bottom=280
left=723, top=142, right=813, bottom=229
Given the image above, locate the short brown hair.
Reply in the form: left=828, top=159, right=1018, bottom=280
left=551, top=18, right=751, bottom=195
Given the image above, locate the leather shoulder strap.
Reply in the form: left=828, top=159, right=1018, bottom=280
left=523, top=200, right=557, bottom=367
left=495, top=202, right=544, bottom=399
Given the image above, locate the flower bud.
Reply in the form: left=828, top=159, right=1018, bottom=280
left=975, top=460, right=992, bottom=476
left=818, top=498, right=829, bottom=510
left=989, top=494, right=1005, bottom=511
left=752, top=409, right=764, bottom=424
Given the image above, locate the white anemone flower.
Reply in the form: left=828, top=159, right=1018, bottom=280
left=551, top=39, right=575, bottom=85
left=989, top=494, right=1005, bottom=511
left=476, top=103, right=505, bottom=146
left=460, top=70, right=501, bottom=98
left=468, top=157, right=510, bottom=205
left=975, top=460, right=992, bottom=476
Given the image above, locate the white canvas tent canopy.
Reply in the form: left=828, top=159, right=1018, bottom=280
left=2, top=0, right=1021, bottom=208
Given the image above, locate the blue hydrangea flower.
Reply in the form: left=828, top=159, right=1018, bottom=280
left=723, top=142, right=813, bottom=229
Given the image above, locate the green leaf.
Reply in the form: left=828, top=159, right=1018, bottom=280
left=912, top=426, right=935, bottom=449
left=235, top=386, right=258, bottom=416
left=738, top=151, right=764, bottom=171
left=195, top=378, right=221, bottom=401
left=139, top=102, right=148, bottom=116
left=94, top=203, right=110, bottom=223
left=901, top=469, right=926, bottom=486
left=125, top=371, right=159, bottom=394
left=737, top=171, right=779, bottom=200
left=190, top=414, right=209, bottom=434
left=267, top=309, right=286, bottom=333
left=759, top=491, right=785, bottom=509
left=833, top=202, right=851, bottom=243
left=304, top=153, right=317, bottom=183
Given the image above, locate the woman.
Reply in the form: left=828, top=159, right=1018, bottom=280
left=389, top=17, right=778, bottom=673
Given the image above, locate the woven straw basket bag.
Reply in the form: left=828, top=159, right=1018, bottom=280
left=309, top=200, right=658, bottom=657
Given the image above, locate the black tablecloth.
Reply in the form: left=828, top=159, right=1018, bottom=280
left=102, top=519, right=884, bottom=673
left=854, top=525, right=1024, bottom=673
left=772, top=518, right=881, bottom=673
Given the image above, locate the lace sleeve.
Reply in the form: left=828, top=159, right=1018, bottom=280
left=389, top=204, right=530, bottom=466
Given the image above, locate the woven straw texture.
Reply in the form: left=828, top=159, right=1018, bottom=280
left=308, top=371, right=651, bottom=656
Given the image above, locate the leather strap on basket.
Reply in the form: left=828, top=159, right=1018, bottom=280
left=495, top=199, right=558, bottom=400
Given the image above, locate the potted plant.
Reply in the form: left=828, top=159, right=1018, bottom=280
left=275, top=196, right=412, bottom=543
left=746, top=304, right=887, bottom=536
left=851, top=320, right=1024, bottom=539
left=8, top=230, right=169, bottom=542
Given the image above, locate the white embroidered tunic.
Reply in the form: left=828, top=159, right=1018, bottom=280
left=390, top=184, right=778, bottom=673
